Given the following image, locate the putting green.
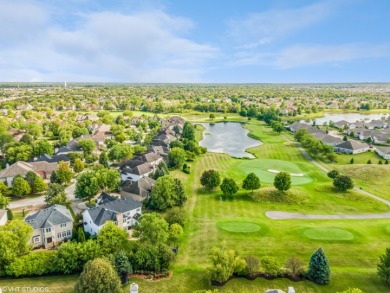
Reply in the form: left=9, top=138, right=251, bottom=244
left=235, top=159, right=312, bottom=185
left=218, top=221, right=261, bottom=233
left=304, top=228, right=354, bottom=241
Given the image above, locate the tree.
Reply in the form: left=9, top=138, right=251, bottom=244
left=343, top=135, right=348, bottom=142
left=97, top=221, right=129, bottom=255
left=285, top=257, right=304, bottom=279
left=169, top=223, right=184, bottom=243
left=95, top=168, right=120, bottom=192
left=113, top=251, right=133, bottom=284
left=77, top=227, right=86, bottom=243
left=327, top=169, right=340, bottom=179
left=150, top=161, right=170, bottom=179
left=333, top=175, right=354, bottom=192
left=0, top=180, right=8, bottom=194
left=307, top=247, right=331, bottom=285
left=78, top=138, right=96, bottom=157
left=20, top=134, right=33, bottom=145
left=0, top=192, right=10, bottom=209
left=12, top=177, right=31, bottom=197
left=242, top=172, right=261, bottom=194
left=220, top=177, right=239, bottom=197
left=378, top=247, right=390, bottom=285
left=74, top=258, right=121, bottom=293
left=133, top=213, right=169, bottom=245
left=108, top=143, right=133, bottom=163
left=33, top=140, right=54, bottom=157
left=45, top=183, right=67, bottom=206
left=73, top=158, right=85, bottom=173
left=209, top=246, right=246, bottom=283
left=271, top=121, right=285, bottom=134
left=245, top=256, right=260, bottom=278
left=75, top=171, right=99, bottom=201
left=182, top=122, right=195, bottom=141
left=32, top=176, right=47, bottom=193
left=273, top=172, right=291, bottom=192
left=209, top=113, right=215, bottom=120
left=5, top=143, right=33, bottom=164
left=165, top=207, right=186, bottom=227
left=56, top=161, right=74, bottom=184
left=98, top=152, right=109, bottom=168
left=168, top=147, right=187, bottom=169
left=200, top=169, right=221, bottom=190
left=350, top=157, right=354, bottom=164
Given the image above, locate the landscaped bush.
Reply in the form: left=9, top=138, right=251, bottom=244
left=261, top=256, right=281, bottom=277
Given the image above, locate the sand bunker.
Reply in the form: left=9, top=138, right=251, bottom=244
left=267, top=169, right=304, bottom=177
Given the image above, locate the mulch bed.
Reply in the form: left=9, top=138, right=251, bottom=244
left=211, top=273, right=304, bottom=286
left=129, top=272, right=172, bottom=282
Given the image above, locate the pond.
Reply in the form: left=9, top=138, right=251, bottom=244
left=301, top=112, right=390, bottom=125
left=198, top=122, right=262, bottom=158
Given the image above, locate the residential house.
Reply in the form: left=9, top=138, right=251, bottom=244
left=287, top=122, right=325, bottom=135
left=119, top=177, right=155, bottom=202
left=25, top=205, right=73, bottom=248
left=119, top=159, right=155, bottom=182
left=133, top=152, right=163, bottom=168
left=0, top=209, right=8, bottom=226
left=311, top=133, right=343, bottom=146
left=334, top=140, right=370, bottom=154
left=55, top=139, right=83, bottom=155
left=0, top=161, right=58, bottom=188
left=358, top=130, right=375, bottom=141
left=376, top=146, right=390, bottom=160
left=367, top=119, right=388, bottom=129
left=82, top=198, right=142, bottom=236
left=75, top=114, right=99, bottom=122
left=373, top=133, right=390, bottom=144
left=334, top=120, right=350, bottom=129
left=96, top=192, right=118, bottom=206
left=30, top=153, right=70, bottom=163
left=151, top=133, right=177, bottom=147
left=148, top=145, right=169, bottom=158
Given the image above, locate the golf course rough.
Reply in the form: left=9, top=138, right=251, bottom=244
left=304, top=228, right=354, bottom=241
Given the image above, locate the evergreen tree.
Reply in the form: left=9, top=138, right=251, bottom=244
left=99, top=152, right=109, bottom=168
left=78, top=227, right=86, bottom=243
left=377, top=247, right=390, bottom=285
left=307, top=247, right=331, bottom=285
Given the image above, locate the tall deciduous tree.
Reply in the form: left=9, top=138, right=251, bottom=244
left=97, top=221, right=128, bottom=254
left=78, top=138, right=96, bottom=157
left=220, top=177, right=239, bottom=197
left=133, top=213, right=169, bottom=245
left=75, top=171, right=99, bottom=201
left=307, top=247, right=331, bottom=285
left=108, top=143, right=133, bottom=163
left=73, top=158, right=85, bottom=173
left=74, top=258, right=121, bottom=293
left=242, top=172, right=261, bottom=194
left=12, top=177, right=31, bottom=197
left=182, top=122, right=195, bottom=141
left=168, top=147, right=187, bottom=169
left=98, top=152, right=109, bottom=168
left=95, top=169, right=120, bottom=193
left=56, top=161, right=74, bottom=184
left=33, top=140, right=54, bottom=157
left=273, top=172, right=291, bottom=192
left=200, top=169, right=221, bottom=190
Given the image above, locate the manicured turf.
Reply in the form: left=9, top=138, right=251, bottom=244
left=304, top=228, right=354, bottom=241
left=218, top=221, right=261, bottom=233
left=235, top=158, right=313, bottom=185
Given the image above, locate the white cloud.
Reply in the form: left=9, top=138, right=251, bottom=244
left=274, top=44, right=390, bottom=68
left=0, top=3, right=218, bottom=82
left=228, top=1, right=333, bottom=46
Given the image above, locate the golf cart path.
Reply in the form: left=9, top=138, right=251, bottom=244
left=266, top=146, right=390, bottom=220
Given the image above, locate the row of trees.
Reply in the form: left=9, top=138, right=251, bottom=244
left=294, top=129, right=336, bottom=162
left=209, top=246, right=330, bottom=285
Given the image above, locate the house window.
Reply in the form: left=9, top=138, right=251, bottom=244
left=57, top=233, right=62, bottom=239
left=62, top=231, right=66, bottom=237
left=60, top=223, right=66, bottom=228
left=67, top=230, right=71, bottom=236
left=45, top=228, right=51, bottom=233
left=33, top=236, right=40, bottom=243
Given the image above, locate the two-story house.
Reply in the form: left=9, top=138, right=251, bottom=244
left=82, top=197, right=142, bottom=236
left=25, top=205, right=73, bottom=248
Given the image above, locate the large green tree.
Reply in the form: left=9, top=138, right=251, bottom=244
left=182, top=122, right=195, bottom=141
left=95, top=168, right=120, bottom=193
left=133, top=213, right=169, bottom=245
left=273, top=172, right=292, bottom=192
left=307, top=247, right=331, bottom=285
left=168, top=147, right=187, bottom=169
left=75, top=171, right=99, bottom=201
left=220, top=177, right=239, bottom=197
left=77, top=138, right=96, bottom=157
left=33, top=140, right=54, bottom=157
left=12, top=177, right=31, bottom=197
left=149, top=175, right=186, bottom=210
left=108, top=143, right=133, bottom=163
left=378, top=247, right=390, bottom=285
left=73, top=158, right=85, bottom=173
left=333, top=175, right=354, bottom=192
left=56, top=161, right=74, bottom=184
left=97, top=221, right=129, bottom=254
left=242, top=172, right=261, bottom=194
left=74, top=258, right=121, bottom=293
left=200, top=169, right=221, bottom=190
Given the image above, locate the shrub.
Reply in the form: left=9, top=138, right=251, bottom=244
left=327, top=169, right=340, bottom=179
left=307, top=248, right=330, bottom=285
left=245, top=256, right=260, bottom=278
left=285, top=257, right=304, bottom=278
left=367, top=159, right=372, bottom=164
left=5, top=251, right=57, bottom=277
left=6, top=208, right=13, bottom=220
left=261, top=256, right=281, bottom=277
left=333, top=175, right=354, bottom=192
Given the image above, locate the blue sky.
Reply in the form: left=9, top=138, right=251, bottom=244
left=1, top=0, right=389, bottom=83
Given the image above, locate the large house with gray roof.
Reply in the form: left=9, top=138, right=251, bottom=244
left=25, top=205, right=73, bottom=248
left=376, top=146, right=390, bottom=160
left=334, top=140, right=370, bottom=154
left=82, top=197, right=142, bottom=236
left=119, top=177, right=155, bottom=202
